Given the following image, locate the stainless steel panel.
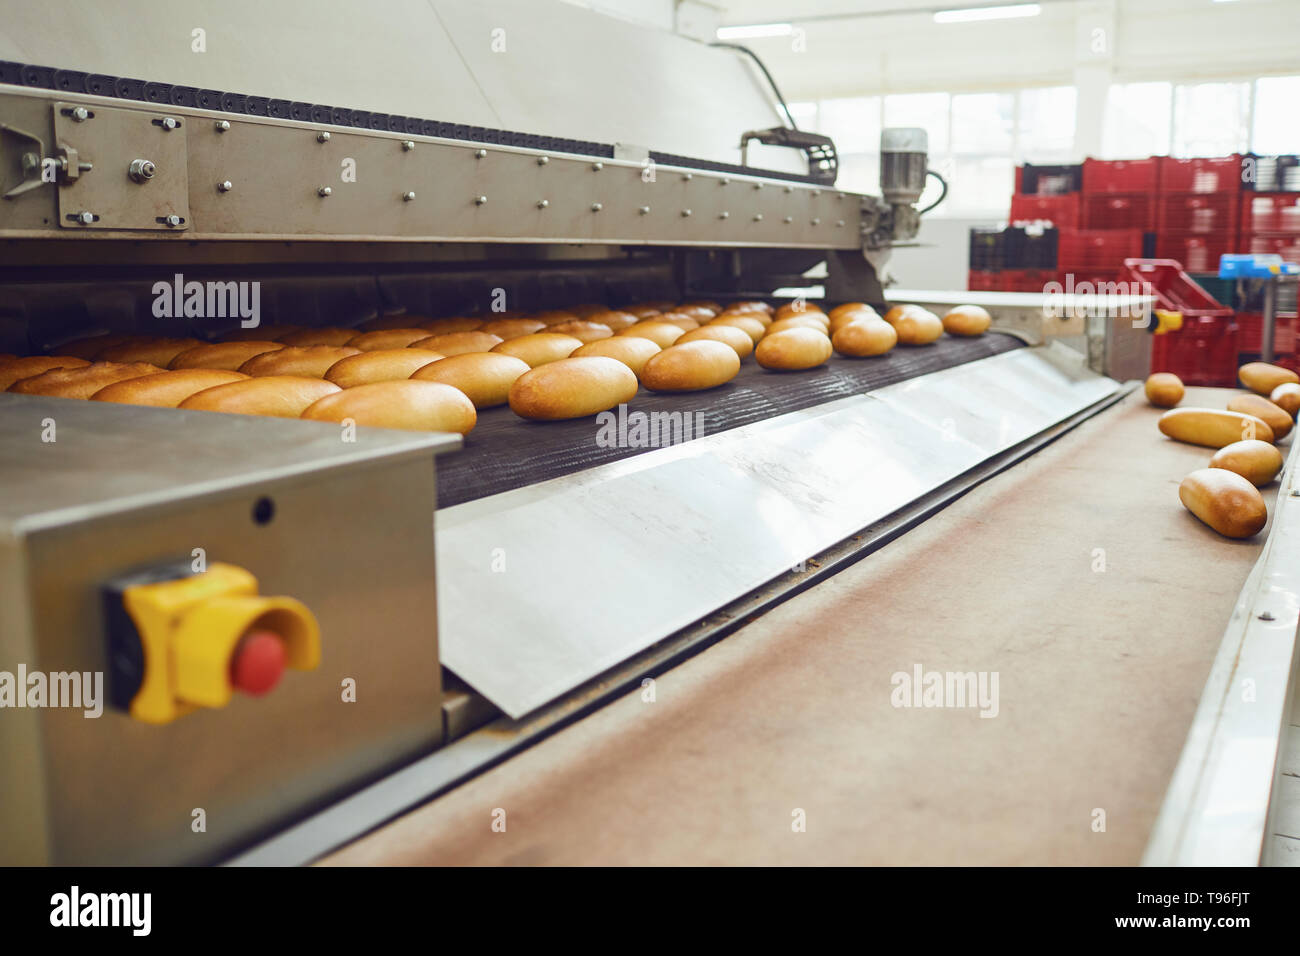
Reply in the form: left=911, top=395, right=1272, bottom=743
left=0, top=396, right=458, bottom=864
left=437, top=346, right=1120, bottom=718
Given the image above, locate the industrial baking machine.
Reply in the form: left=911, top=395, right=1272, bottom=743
left=2, top=0, right=1291, bottom=867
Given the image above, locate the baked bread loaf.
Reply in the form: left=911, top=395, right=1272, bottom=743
left=50, top=334, right=135, bottom=359
left=323, top=348, right=445, bottom=387
left=571, top=336, right=662, bottom=376
left=677, top=325, right=754, bottom=358
left=829, top=307, right=880, bottom=333
left=1270, top=382, right=1300, bottom=417
left=278, top=327, right=361, bottom=347
left=1239, top=362, right=1299, bottom=396
left=95, top=337, right=203, bottom=366
left=774, top=302, right=824, bottom=320
left=942, top=305, right=992, bottom=336
left=419, top=317, right=484, bottom=335
left=1209, top=439, right=1283, bottom=487
left=10, top=362, right=163, bottom=398
left=239, top=345, right=362, bottom=378
left=586, top=310, right=639, bottom=331
left=1227, top=392, right=1293, bottom=440
left=179, top=376, right=341, bottom=417
left=1144, top=372, right=1184, bottom=408
left=893, top=308, right=944, bottom=345
left=170, top=341, right=284, bottom=371
left=755, top=328, right=832, bottom=370
left=301, top=380, right=476, bottom=434
left=640, top=340, right=740, bottom=392
left=546, top=320, right=614, bottom=343
left=617, top=322, right=686, bottom=349
left=0, top=355, right=91, bottom=390
left=832, top=319, right=897, bottom=357
left=346, top=328, right=434, bottom=351
left=656, top=312, right=702, bottom=331
left=707, top=315, right=765, bottom=342
left=491, top=333, right=583, bottom=367
left=1159, top=407, right=1274, bottom=447
left=765, top=315, right=829, bottom=336
left=479, top=318, right=547, bottom=340
left=411, top=352, right=530, bottom=408
left=509, top=356, right=639, bottom=420
left=1179, top=468, right=1267, bottom=538
left=92, top=369, right=249, bottom=407
left=410, top=331, right=503, bottom=356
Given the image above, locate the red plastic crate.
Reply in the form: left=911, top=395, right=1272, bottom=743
left=1057, top=229, right=1145, bottom=271
left=1153, top=233, right=1237, bottom=273
left=1010, top=193, right=1080, bottom=228
left=1237, top=312, right=1299, bottom=354
left=1082, top=192, right=1155, bottom=229
left=1014, top=166, right=1023, bottom=194
left=1122, top=259, right=1232, bottom=316
left=1150, top=315, right=1239, bottom=387
left=968, top=270, right=1000, bottom=292
left=1052, top=270, right=1125, bottom=291
left=1083, top=157, right=1160, bottom=194
left=1000, top=269, right=1055, bottom=292
left=1243, top=234, right=1300, bottom=264
left=1157, top=155, right=1242, bottom=194
left=1157, top=192, right=1240, bottom=233
left=1241, top=193, right=1300, bottom=234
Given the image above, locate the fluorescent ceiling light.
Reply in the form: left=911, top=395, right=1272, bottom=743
left=716, top=22, right=793, bottom=40
left=934, top=3, right=1042, bottom=23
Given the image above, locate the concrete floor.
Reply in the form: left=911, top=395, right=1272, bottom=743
left=324, top=386, right=1277, bottom=865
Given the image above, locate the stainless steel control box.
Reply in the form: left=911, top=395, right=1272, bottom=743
left=0, top=394, right=457, bottom=864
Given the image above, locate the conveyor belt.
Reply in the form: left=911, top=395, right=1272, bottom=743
left=436, top=332, right=1023, bottom=508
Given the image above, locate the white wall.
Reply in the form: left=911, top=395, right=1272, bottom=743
left=891, top=217, right=1002, bottom=292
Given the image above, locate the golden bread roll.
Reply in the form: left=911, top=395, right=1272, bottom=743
left=346, top=328, right=433, bottom=351
left=1270, top=382, right=1300, bottom=417
left=942, top=305, right=992, bottom=337
left=509, top=356, right=639, bottom=420
left=278, top=327, right=360, bottom=347
left=1158, top=407, right=1273, bottom=447
left=1239, top=362, right=1299, bottom=395
left=223, top=324, right=306, bottom=342
left=1179, top=468, right=1267, bottom=538
left=829, top=307, right=881, bottom=333
left=566, top=303, right=609, bottom=318
left=656, top=312, right=702, bottom=331
left=618, top=321, right=687, bottom=349
left=832, top=319, right=897, bottom=357
left=239, top=345, right=362, bottom=378
left=179, top=376, right=341, bottom=417
left=677, top=325, right=754, bottom=358
left=51, top=334, right=134, bottom=360
left=479, top=318, right=547, bottom=340
left=621, top=304, right=664, bottom=319
left=1144, top=372, right=1184, bottom=408
left=10, top=362, right=163, bottom=398
left=755, top=327, right=832, bottom=370
left=672, top=304, right=717, bottom=321
left=706, top=315, right=765, bottom=343
left=419, top=317, right=484, bottom=335
left=641, top=340, right=740, bottom=392
left=411, top=331, right=503, bottom=356
left=95, top=337, right=203, bottom=366
left=571, top=336, right=662, bottom=377
left=356, top=314, right=432, bottom=332
left=170, top=341, right=284, bottom=371
left=0, top=355, right=91, bottom=390
left=1209, top=439, right=1284, bottom=487
left=546, top=320, right=614, bottom=343
left=828, top=302, right=875, bottom=321
left=92, top=369, right=249, bottom=407
left=323, top=348, right=445, bottom=388
left=774, top=302, right=825, bottom=320
left=530, top=310, right=580, bottom=325
left=722, top=300, right=774, bottom=315
left=723, top=309, right=773, bottom=327
left=300, top=380, right=476, bottom=434
left=411, top=352, right=530, bottom=408
left=883, top=304, right=923, bottom=325
left=766, top=315, right=830, bottom=336
left=1227, top=393, right=1293, bottom=440
left=491, top=332, right=584, bottom=367
left=587, top=310, right=639, bottom=331
left=893, top=309, right=944, bottom=345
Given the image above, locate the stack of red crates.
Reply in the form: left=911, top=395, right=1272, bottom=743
left=1125, top=259, right=1238, bottom=386
left=1155, top=155, right=1242, bottom=272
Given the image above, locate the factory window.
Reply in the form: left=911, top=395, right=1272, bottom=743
left=1172, top=82, right=1251, bottom=158
left=1017, top=87, right=1077, bottom=162
left=1101, top=82, right=1172, bottom=159
left=1252, top=75, right=1300, bottom=155
left=945, top=93, right=1015, bottom=217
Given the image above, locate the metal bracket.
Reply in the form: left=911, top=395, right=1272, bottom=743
left=0, top=122, right=48, bottom=199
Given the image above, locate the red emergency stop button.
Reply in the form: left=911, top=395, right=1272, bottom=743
left=230, top=630, right=287, bottom=696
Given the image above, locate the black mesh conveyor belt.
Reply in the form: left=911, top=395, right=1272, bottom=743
left=436, top=332, right=1023, bottom=509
